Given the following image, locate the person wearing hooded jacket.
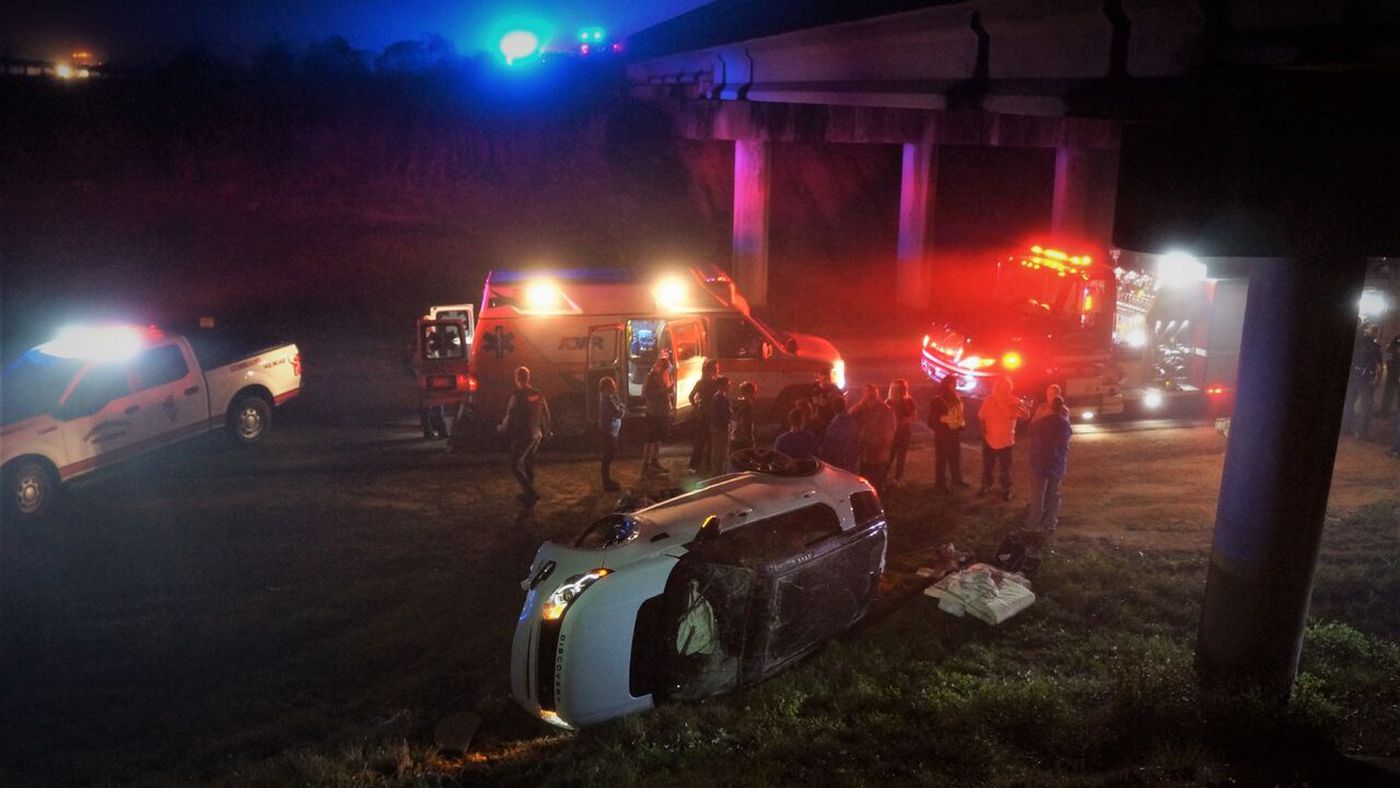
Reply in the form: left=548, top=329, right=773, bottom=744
left=978, top=376, right=1029, bottom=500
left=852, top=383, right=896, bottom=490
left=1026, top=395, right=1072, bottom=530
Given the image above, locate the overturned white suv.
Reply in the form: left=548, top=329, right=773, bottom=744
left=510, top=451, right=888, bottom=730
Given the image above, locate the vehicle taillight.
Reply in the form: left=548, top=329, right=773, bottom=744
left=1206, top=383, right=1230, bottom=397
left=1001, top=351, right=1023, bottom=371
left=457, top=374, right=478, bottom=393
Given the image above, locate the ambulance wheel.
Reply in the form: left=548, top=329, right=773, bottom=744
left=230, top=395, right=272, bottom=446
left=5, top=458, right=58, bottom=524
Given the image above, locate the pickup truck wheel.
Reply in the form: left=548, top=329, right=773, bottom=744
left=6, top=459, right=57, bottom=523
left=230, top=395, right=272, bottom=445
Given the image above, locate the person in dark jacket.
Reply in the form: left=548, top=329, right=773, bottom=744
left=641, top=357, right=673, bottom=477
left=1379, top=334, right=1400, bottom=418
left=885, top=379, right=917, bottom=487
left=818, top=394, right=860, bottom=472
left=687, top=360, right=719, bottom=472
left=598, top=376, right=624, bottom=492
left=1026, top=396, right=1072, bottom=530
left=706, top=376, right=733, bottom=476
left=773, top=408, right=819, bottom=460
left=1343, top=325, right=1383, bottom=439
left=499, top=366, right=552, bottom=506
left=730, top=381, right=758, bottom=452
left=927, top=375, right=968, bottom=492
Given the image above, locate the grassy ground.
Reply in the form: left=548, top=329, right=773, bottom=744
left=204, top=496, right=1400, bottom=787
left=3, top=419, right=1396, bottom=787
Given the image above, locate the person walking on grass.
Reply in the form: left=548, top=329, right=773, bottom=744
left=1027, top=395, right=1072, bottom=530
left=687, top=360, right=720, bottom=473
left=706, top=376, right=733, bottom=475
left=928, top=374, right=968, bottom=493
left=886, top=379, right=917, bottom=488
left=641, top=357, right=672, bottom=477
left=1343, top=324, right=1382, bottom=439
left=598, top=376, right=624, bottom=492
left=819, top=394, right=860, bottom=473
left=730, top=381, right=758, bottom=453
left=852, top=383, right=896, bottom=491
left=978, top=376, right=1028, bottom=501
left=774, top=408, right=819, bottom=460
left=499, top=366, right=551, bottom=506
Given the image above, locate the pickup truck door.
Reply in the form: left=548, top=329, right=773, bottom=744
left=127, top=340, right=211, bottom=450
left=663, top=319, right=705, bottom=420
left=585, top=323, right=625, bottom=422
left=53, top=363, right=139, bottom=478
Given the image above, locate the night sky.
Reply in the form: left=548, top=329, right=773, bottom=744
left=2, top=0, right=712, bottom=63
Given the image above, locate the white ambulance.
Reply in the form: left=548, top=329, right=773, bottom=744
left=466, top=267, right=846, bottom=436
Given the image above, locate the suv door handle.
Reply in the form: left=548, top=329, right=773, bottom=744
left=184, top=386, right=200, bottom=396
left=124, top=404, right=140, bottom=415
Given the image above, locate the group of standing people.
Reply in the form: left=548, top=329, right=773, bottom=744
left=503, top=356, right=1072, bottom=531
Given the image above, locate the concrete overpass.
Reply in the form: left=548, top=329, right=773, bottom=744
left=624, top=0, right=1400, bottom=698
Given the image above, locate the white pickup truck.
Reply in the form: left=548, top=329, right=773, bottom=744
left=1, top=325, right=302, bottom=522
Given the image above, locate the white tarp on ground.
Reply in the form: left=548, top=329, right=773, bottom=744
left=925, top=563, right=1036, bottom=625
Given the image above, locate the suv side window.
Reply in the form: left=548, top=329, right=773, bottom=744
left=133, top=345, right=189, bottom=391
left=705, top=503, right=842, bottom=562
left=62, top=365, right=131, bottom=418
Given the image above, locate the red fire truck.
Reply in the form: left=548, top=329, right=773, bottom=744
left=919, top=245, right=1244, bottom=420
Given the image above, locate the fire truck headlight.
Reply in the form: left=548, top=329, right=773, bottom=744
left=831, top=360, right=846, bottom=391
left=524, top=280, right=563, bottom=311
left=1359, top=289, right=1389, bottom=322
left=1081, top=410, right=1096, bottom=421
left=653, top=276, right=688, bottom=310
left=1143, top=390, right=1164, bottom=409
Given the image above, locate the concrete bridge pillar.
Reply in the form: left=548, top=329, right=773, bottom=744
left=896, top=141, right=937, bottom=309
left=732, top=139, right=771, bottom=307
left=1051, top=147, right=1092, bottom=239
left=1196, top=255, right=1365, bottom=695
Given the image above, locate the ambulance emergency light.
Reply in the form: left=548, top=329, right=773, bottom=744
left=652, top=276, right=689, bottom=311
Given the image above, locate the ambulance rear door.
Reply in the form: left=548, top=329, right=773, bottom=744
left=585, top=323, right=625, bottom=423
left=415, top=318, right=472, bottom=408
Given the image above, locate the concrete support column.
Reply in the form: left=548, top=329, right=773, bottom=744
left=1196, top=256, right=1367, bottom=697
left=1051, top=147, right=1091, bottom=238
left=732, top=139, right=771, bottom=307
left=896, top=141, right=936, bottom=309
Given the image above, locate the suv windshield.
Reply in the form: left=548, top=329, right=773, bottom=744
left=2, top=351, right=84, bottom=425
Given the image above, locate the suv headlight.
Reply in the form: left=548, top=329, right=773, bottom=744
left=541, top=568, right=611, bottom=621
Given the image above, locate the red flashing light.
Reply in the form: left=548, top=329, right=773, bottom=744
left=1206, top=383, right=1230, bottom=397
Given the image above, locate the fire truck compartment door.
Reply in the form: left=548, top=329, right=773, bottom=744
left=585, top=323, right=625, bottom=422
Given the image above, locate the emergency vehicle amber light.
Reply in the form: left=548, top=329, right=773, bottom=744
left=1001, top=351, right=1023, bottom=370
left=524, top=280, right=564, bottom=311
left=653, top=276, right=689, bottom=310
